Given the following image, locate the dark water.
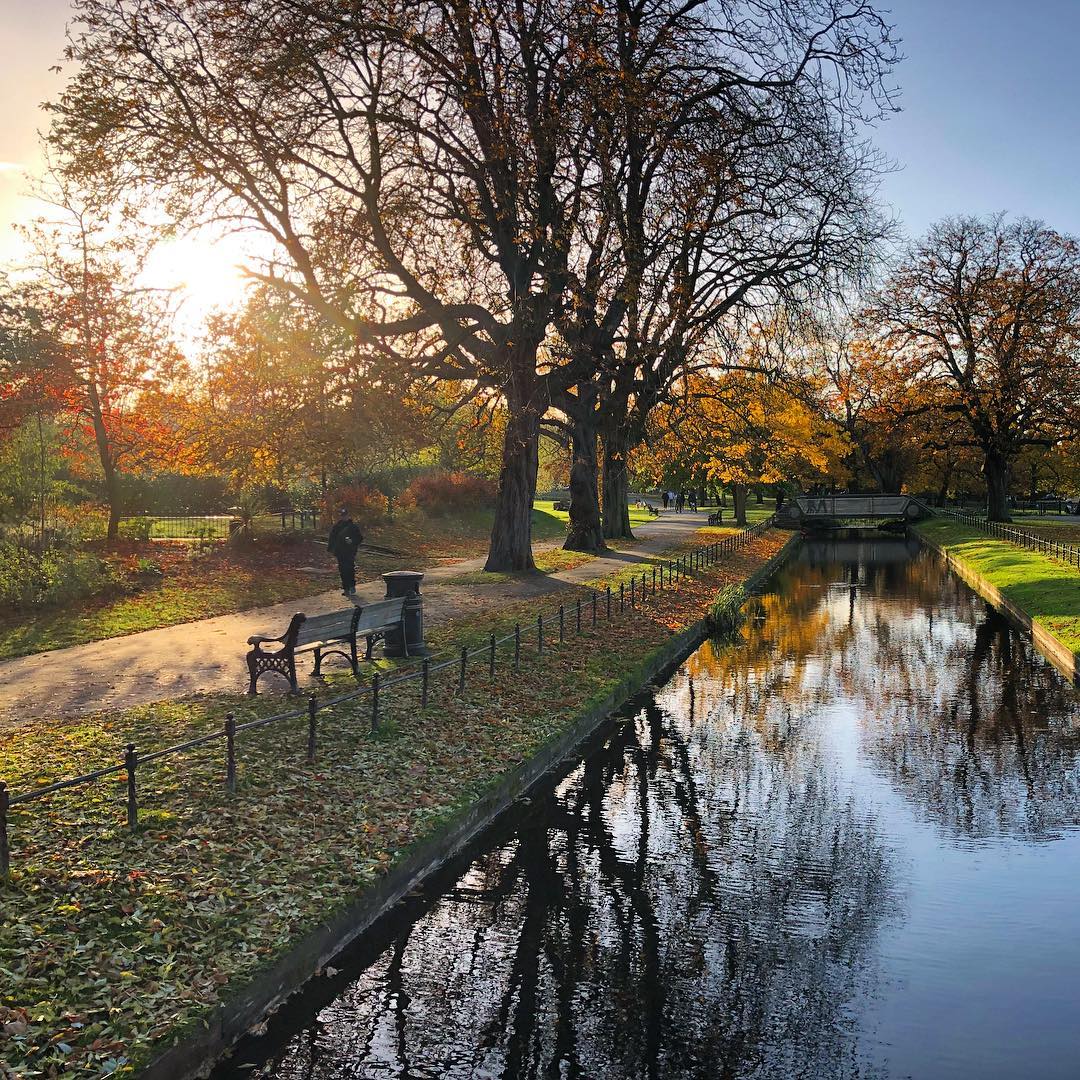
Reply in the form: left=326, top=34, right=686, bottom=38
left=219, top=535, right=1080, bottom=1080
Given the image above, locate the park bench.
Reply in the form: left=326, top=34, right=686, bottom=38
left=637, top=500, right=660, bottom=516
left=245, top=598, right=408, bottom=694
left=707, top=510, right=724, bottom=525
left=552, top=498, right=571, bottom=511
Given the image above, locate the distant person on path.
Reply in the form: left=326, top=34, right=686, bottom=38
left=688, top=492, right=698, bottom=512
left=662, top=490, right=670, bottom=510
left=676, top=491, right=685, bottom=513
left=328, top=507, right=363, bottom=597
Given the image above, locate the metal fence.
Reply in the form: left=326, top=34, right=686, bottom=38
left=937, top=507, right=1080, bottom=570
left=0, top=517, right=774, bottom=882
left=119, top=514, right=236, bottom=540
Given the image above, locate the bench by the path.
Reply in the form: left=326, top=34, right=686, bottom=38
left=246, top=599, right=408, bottom=694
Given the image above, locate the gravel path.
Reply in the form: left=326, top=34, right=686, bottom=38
left=0, top=512, right=714, bottom=723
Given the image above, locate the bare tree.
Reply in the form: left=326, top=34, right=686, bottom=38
left=867, top=215, right=1080, bottom=520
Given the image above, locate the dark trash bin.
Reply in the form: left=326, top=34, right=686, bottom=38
left=381, top=570, right=428, bottom=656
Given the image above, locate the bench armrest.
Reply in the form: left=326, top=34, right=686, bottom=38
left=247, top=633, right=283, bottom=646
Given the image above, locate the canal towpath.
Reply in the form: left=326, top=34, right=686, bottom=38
left=0, top=510, right=716, bottom=724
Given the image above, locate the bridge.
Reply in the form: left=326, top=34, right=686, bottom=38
left=774, top=494, right=932, bottom=529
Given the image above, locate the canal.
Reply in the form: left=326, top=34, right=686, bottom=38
left=217, top=533, right=1080, bottom=1079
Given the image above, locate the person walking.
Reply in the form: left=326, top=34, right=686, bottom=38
left=662, top=490, right=670, bottom=510
left=328, top=507, right=363, bottom=597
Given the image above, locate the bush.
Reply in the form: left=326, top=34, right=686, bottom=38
left=399, top=471, right=497, bottom=516
left=320, top=483, right=388, bottom=527
left=118, top=517, right=154, bottom=541
left=0, top=541, right=122, bottom=612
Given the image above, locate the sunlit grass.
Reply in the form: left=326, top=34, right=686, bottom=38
left=917, top=518, right=1080, bottom=653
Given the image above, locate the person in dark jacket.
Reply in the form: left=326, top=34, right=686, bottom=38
left=327, top=508, right=363, bottom=596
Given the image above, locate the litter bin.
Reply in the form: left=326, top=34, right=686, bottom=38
left=381, top=570, right=428, bottom=656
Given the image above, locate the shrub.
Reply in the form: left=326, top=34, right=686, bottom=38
left=118, top=517, right=154, bottom=541
left=399, top=471, right=497, bottom=516
left=0, top=541, right=122, bottom=612
left=320, top=483, right=388, bottom=527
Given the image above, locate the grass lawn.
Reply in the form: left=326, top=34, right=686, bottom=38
left=0, top=530, right=786, bottom=1079
left=917, top=518, right=1080, bottom=654
left=0, top=507, right=571, bottom=662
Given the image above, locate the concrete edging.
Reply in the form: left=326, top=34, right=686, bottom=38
left=916, top=528, right=1080, bottom=685
left=141, top=532, right=799, bottom=1080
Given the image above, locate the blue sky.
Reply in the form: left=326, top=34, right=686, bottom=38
left=2, top=0, right=1080, bottom=258
left=873, top=0, right=1080, bottom=237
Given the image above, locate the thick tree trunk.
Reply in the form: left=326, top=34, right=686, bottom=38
left=564, top=411, right=606, bottom=553
left=984, top=451, right=1012, bottom=522
left=775, top=485, right=786, bottom=512
left=732, top=483, right=748, bottom=526
left=485, top=386, right=541, bottom=572
left=601, top=424, right=634, bottom=540
left=755, top=488, right=763, bottom=504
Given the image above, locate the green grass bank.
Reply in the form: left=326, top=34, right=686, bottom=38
left=916, top=518, right=1080, bottom=656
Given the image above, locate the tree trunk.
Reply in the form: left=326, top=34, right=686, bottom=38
left=601, top=424, right=634, bottom=540
left=564, top=410, right=606, bottom=553
left=775, top=485, right=786, bottom=512
left=485, top=392, right=541, bottom=572
left=755, top=488, right=763, bottom=504
left=984, top=451, right=1012, bottom=522
left=86, top=379, right=122, bottom=541
left=732, top=483, right=748, bottom=526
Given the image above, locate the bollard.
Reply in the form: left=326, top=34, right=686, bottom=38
left=559, top=604, right=565, bottom=643
left=0, top=781, right=9, bottom=882
left=421, top=657, right=430, bottom=709
left=514, top=623, right=521, bottom=668
left=458, top=645, right=468, bottom=695
left=225, top=714, right=237, bottom=794
left=307, top=695, right=317, bottom=764
left=489, top=633, right=497, bottom=678
left=371, top=672, right=381, bottom=731
left=125, top=743, right=138, bottom=833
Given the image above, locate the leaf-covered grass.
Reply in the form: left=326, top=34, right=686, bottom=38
left=0, top=508, right=571, bottom=662
left=917, top=518, right=1080, bottom=653
left=0, top=531, right=786, bottom=1079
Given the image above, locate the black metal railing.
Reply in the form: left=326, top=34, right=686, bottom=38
left=937, top=507, right=1080, bottom=571
left=0, top=517, right=774, bottom=882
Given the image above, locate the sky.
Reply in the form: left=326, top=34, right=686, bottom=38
left=2, top=0, right=1080, bottom=282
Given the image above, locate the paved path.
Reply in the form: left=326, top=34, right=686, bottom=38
left=0, top=512, right=714, bottom=723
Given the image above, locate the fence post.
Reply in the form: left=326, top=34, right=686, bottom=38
left=0, top=782, right=9, bottom=882
left=538, top=615, right=544, bottom=654
left=576, top=597, right=582, bottom=634
left=225, top=713, right=237, bottom=794
left=630, top=577, right=635, bottom=608
left=606, top=586, right=612, bottom=619
left=559, top=605, right=565, bottom=643
left=489, top=633, right=497, bottom=678
left=307, top=695, right=318, bottom=764
left=652, top=566, right=657, bottom=593
left=620, top=582, right=625, bottom=612
left=591, top=592, right=597, bottom=627
left=125, top=743, right=138, bottom=833
left=371, top=672, right=380, bottom=731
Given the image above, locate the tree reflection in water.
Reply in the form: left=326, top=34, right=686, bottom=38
left=222, top=532, right=1080, bottom=1080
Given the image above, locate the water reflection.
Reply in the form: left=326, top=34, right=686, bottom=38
left=221, top=533, right=1080, bottom=1080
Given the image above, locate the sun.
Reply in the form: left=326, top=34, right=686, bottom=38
left=140, top=233, right=254, bottom=344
